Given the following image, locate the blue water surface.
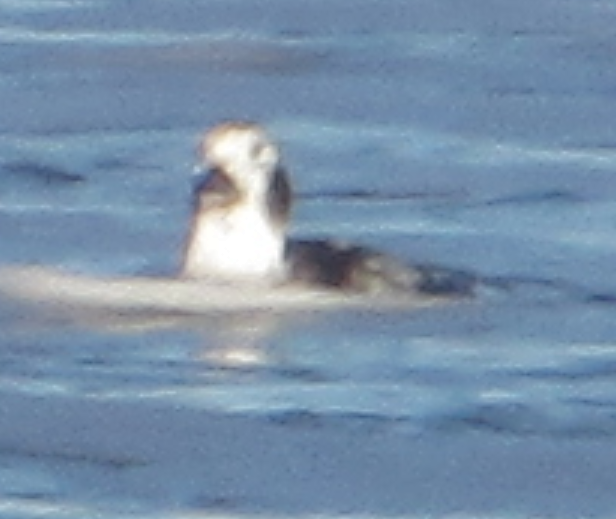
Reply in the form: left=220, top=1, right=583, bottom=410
left=2, top=0, right=616, bottom=517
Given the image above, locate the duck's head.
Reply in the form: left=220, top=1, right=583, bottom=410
left=194, top=121, right=292, bottom=225
left=199, top=122, right=281, bottom=200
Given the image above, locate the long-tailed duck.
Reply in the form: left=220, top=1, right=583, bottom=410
left=181, top=121, right=473, bottom=296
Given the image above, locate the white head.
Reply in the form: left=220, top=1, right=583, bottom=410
left=200, top=122, right=280, bottom=201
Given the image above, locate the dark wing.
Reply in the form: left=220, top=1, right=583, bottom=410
left=285, top=239, right=475, bottom=296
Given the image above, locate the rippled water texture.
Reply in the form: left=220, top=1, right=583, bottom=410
left=2, top=0, right=616, bottom=517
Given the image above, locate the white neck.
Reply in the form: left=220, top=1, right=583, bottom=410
left=182, top=201, right=287, bottom=283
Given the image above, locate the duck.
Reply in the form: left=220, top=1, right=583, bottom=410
left=181, top=121, right=474, bottom=297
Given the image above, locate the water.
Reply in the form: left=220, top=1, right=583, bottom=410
left=2, top=0, right=616, bottom=517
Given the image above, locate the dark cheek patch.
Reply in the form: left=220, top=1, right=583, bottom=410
left=268, top=167, right=293, bottom=226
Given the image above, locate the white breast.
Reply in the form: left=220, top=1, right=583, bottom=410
left=184, top=203, right=286, bottom=282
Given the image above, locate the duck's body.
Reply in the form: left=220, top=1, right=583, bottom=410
left=0, top=122, right=471, bottom=326
left=181, top=121, right=474, bottom=297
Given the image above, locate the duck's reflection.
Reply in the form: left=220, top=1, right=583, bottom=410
left=60, top=304, right=312, bottom=370
left=196, top=311, right=293, bottom=369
